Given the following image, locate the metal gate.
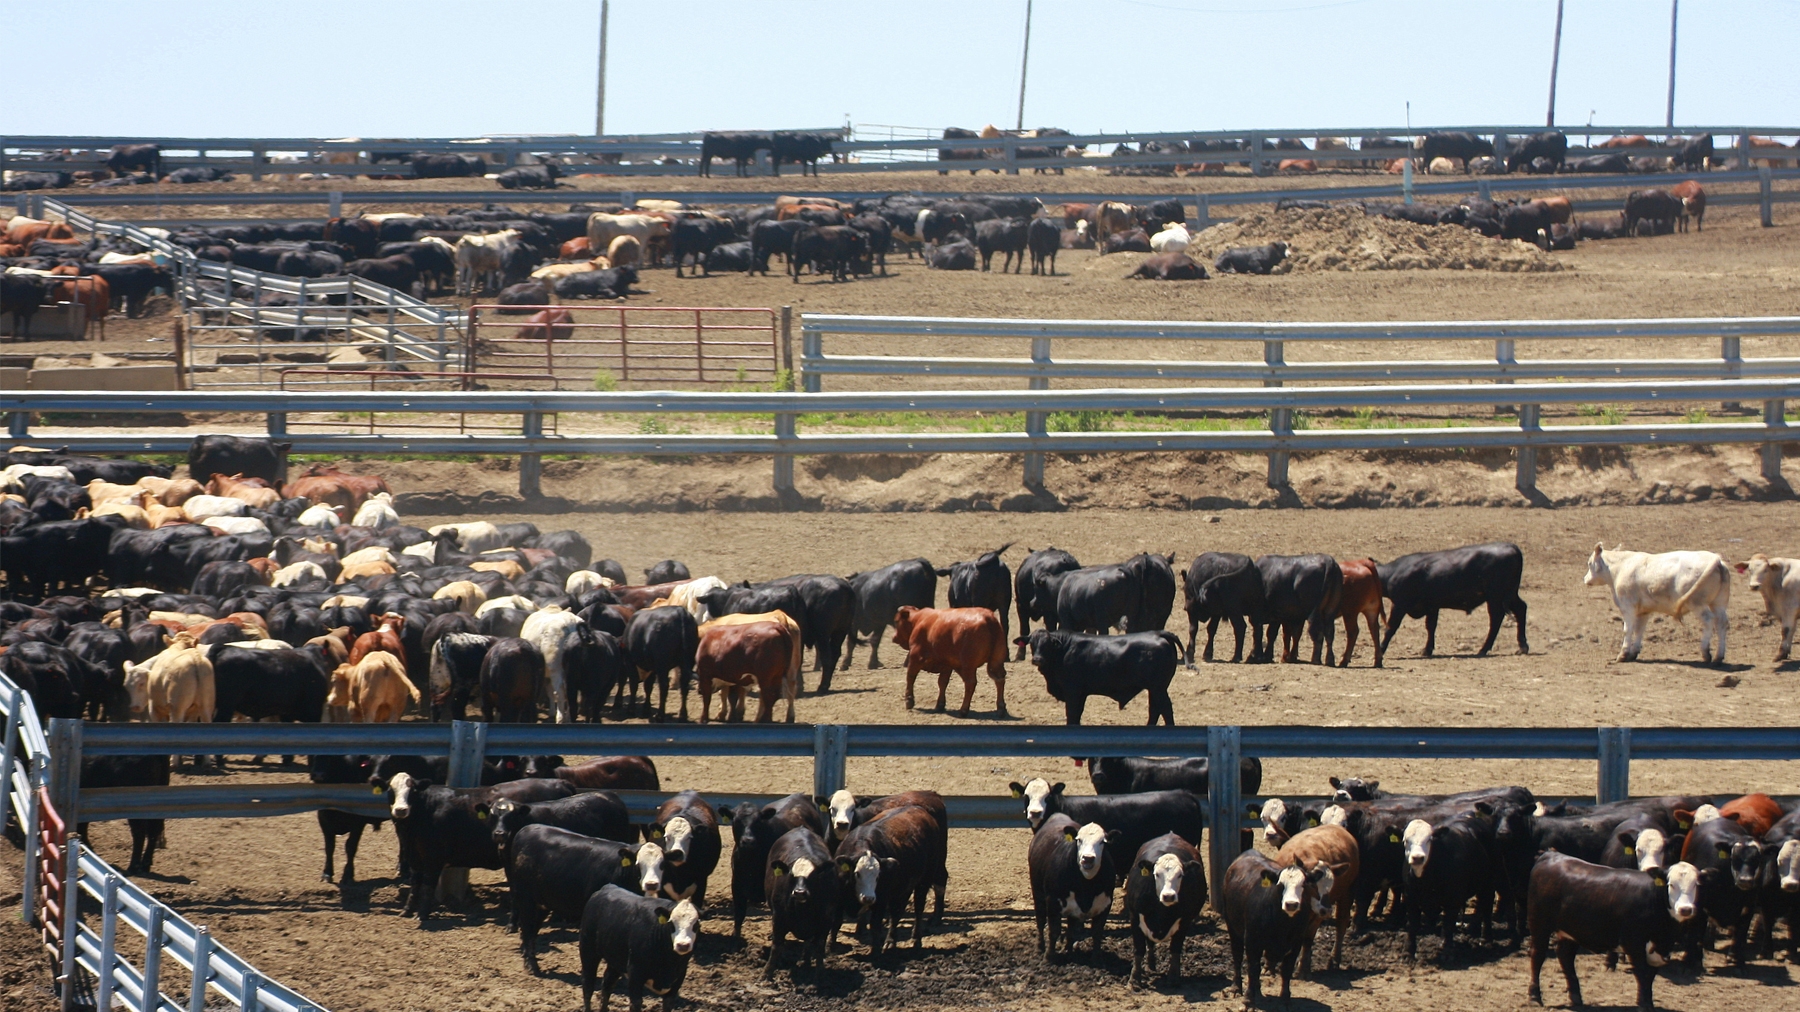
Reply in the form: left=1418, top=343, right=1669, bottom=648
left=467, top=305, right=781, bottom=389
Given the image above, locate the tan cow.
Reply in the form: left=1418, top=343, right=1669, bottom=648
left=469, top=559, right=525, bottom=581
left=123, top=633, right=216, bottom=724
left=206, top=473, right=280, bottom=509
left=337, top=559, right=396, bottom=584
left=328, top=652, right=421, bottom=722
left=432, top=580, right=487, bottom=615
left=1737, top=554, right=1800, bottom=660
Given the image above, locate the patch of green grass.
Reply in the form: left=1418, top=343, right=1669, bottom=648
left=1048, top=410, right=1111, bottom=433
left=592, top=368, right=618, bottom=392
left=1683, top=408, right=1710, bottom=425
left=1347, top=406, right=1380, bottom=429
left=1578, top=404, right=1628, bottom=425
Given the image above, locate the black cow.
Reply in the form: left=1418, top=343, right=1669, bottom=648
left=1682, top=814, right=1760, bottom=962
left=772, top=131, right=837, bottom=177
left=107, top=144, right=162, bottom=178
left=479, top=637, right=544, bottom=723
left=1376, top=542, right=1528, bottom=658
left=699, top=131, right=772, bottom=177
left=1402, top=813, right=1497, bottom=959
left=491, top=791, right=634, bottom=858
left=926, top=238, right=977, bottom=270
left=648, top=790, right=723, bottom=905
left=1140, top=198, right=1186, bottom=231
left=702, top=241, right=754, bottom=274
left=748, top=219, right=808, bottom=275
left=1500, top=202, right=1558, bottom=246
left=507, top=825, right=657, bottom=973
left=376, top=241, right=455, bottom=293
left=1565, top=152, right=1632, bottom=174
left=644, top=560, right=690, bottom=583
left=496, top=279, right=552, bottom=313
left=81, top=263, right=170, bottom=318
left=382, top=773, right=575, bottom=923
left=790, top=225, right=867, bottom=283
left=1624, top=189, right=1682, bottom=236
left=1013, top=547, right=1081, bottom=657
left=1087, top=755, right=1263, bottom=797
left=622, top=606, right=697, bottom=721
left=2, top=273, right=45, bottom=339
left=1029, top=813, right=1118, bottom=961
left=1026, top=217, right=1061, bottom=275
left=411, top=152, right=487, bottom=178
left=187, top=435, right=290, bottom=485
left=1018, top=629, right=1179, bottom=726
left=78, top=755, right=169, bottom=874
left=162, top=167, right=232, bottom=184
left=833, top=805, right=939, bottom=957
left=309, top=754, right=387, bottom=884
left=1419, top=132, right=1495, bottom=166
left=1213, top=242, right=1288, bottom=275
left=495, top=163, right=562, bottom=190
left=974, top=218, right=1029, bottom=273
left=1221, top=850, right=1333, bottom=1005
left=1251, top=554, right=1342, bottom=665
left=694, top=581, right=808, bottom=642
left=209, top=643, right=328, bottom=751
left=1125, top=833, right=1207, bottom=986
left=1010, top=780, right=1204, bottom=862
left=728, top=793, right=826, bottom=937
left=0, top=171, right=69, bottom=192
left=1506, top=131, right=1568, bottom=173
left=555, top=265, right=636, bottom=300
left=429, top=632, right=492, bottom=720
left=845, top=214, right=892, bottom=275
left=939, top=545, right=1014, bottom=639
left=1182, top=552, right=1265, bottom=664
left=1055, top=553, right=1177, bottom=636
left=562, top=625, right=624, bottom=724
left=1528, top=852, right=1693, bottom=1012
left=939, top=127, right=990, bottom=173
left=345, top=255, right=420, bottom=293
left=1757, top=808, right=1800, bottom=960
left=1676, top=134, right=1714, bottom=170
left=756, top=574, right=856, bottom=688
left=844, top=559, right=937, bottom=669
left=579, top=885, right=699, bottom=1012
left=2, top=518, right=113, bottom=599
left=671, top=217, right=736, bottom=277
left=763, top=827, right=838, bottom=976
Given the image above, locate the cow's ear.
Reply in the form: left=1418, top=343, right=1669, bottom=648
left=474, top=803, right=489, bottom=821
left=1592, top=542, right=1604, bottom=558
left=657, top=909, right=670, bottom=924
left=1245, top=803, right=1262, bottom=816
left=1364, top=780, right=1378, bottom=792
left=1474, top=801, right=1493, bottom=816
left=882, top=857, right=899, bottom=875
left=1138, top=860, right=1152, bottom=878
left=771, top=861, right=787, bottom=877
left=1328, top=776, right=1342, bottom=789
left=1259, top=871, right=1275, bottom=888
left=1008, top=782, right=1024, bottom=798
left=1051, top=782, right=1066, bottom=796
left=1063, top=827, right=1076, bottom=842
left=1673, top=809, right=1693, bottom=829
left=1617, top=829, right=1636, bottom=852
left=838, top=859, right=853, bottom=874
left=1734, top=562, right=1749, bottom=573
left=620, top=853, right=634, bottom=867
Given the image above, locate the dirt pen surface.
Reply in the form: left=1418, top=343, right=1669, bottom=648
left=13, top=502, right=1792, bottom=1012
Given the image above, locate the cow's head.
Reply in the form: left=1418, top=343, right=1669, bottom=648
left=826, top=790, right=857, bottom=837
left=841, top=852, right=882, bottom=910
left=1663, top=862, right=1699, bottom=922
left=1691, top=804, right=1721, bottom=826
left=1010, top=778, right=1061, bottom=829
left=1267, top=863, right=1308, bottom=917
left=1730, top=840, right=1764, bottom=892
left=488, top=798, right=524, bottom=849
left=1402, top=819, right=1433, bottom=876
left=890, top=606, right=921, bottom=648
left=120, top=660, right=152, bottom=716
left=1328, top=776, right=1378, bottom=802
left=387, top=772, right=424, bottom=819
left=1018, top=630, right=1065, bottom=672
left=776, top=856, right=817, bottom=901
left=1073, top=822, right=1107, bottom=880
left=656, top=816, right=694, bottom=865
left=1583, top=543, right=1612, bottom=587
left=1776, top=840, right=1800, bottom=893
left=665, top=899, right=699, bottom=956
left=1148, top=852, right=1186, bottom=907
left=1625, top=827, right=1667, bottom=873
left=1736, top=554, right=1783, bottom=594
left=1319, top=805, right=1348, bottom=828
left=1259, top=798, right=1291, bottom=843
left=1307, top=861, right=1337, bottom=918
left=633, top=842, right=665, bottom=897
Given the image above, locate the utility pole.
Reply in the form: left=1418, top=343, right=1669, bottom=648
left=1665, top=0, right=1679, bottom=129
left=1546, top=0, right=1565, bottom=128
left=1015, top=0, right=1033, bottom=131
left=595, top=0, right=610, bottom=136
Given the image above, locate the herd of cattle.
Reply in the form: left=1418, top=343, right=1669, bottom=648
left=3, top=440, right=1800, bottom=1006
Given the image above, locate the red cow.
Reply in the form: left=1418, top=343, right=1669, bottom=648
left=348, top=613, right=407, bottom=670
left=559, top=237, right=591, bottom=259
left=890, top=606, right=1008, bottom=718
left=1720, top=793, right=1783, bottom=837
left=281, top=464, right=391, bottom=509
left=550, top=756, right=660, bottom=790
left=1671, top=180, right=1706, bottom=232
left=1598, top=135, right=1653, bottom=148
left=1333, top=558, right=1386, bottom=668
left=513, top=307, right=573, bottom=342
left=694, top=618, right=799, bottom=723
left=48, top=273, right=110, bottom=339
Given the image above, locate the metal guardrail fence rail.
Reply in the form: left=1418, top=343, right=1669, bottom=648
left=39, top=716, right=1800, bottom=926
left=4, top=375, right=1796, bottom=497
left=1, top=677, right=327, bottom=1012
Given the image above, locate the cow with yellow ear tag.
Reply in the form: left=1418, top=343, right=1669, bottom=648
left=503, top=827, right=658, bottom=976
left=580, top=884, right=700, bottom=1012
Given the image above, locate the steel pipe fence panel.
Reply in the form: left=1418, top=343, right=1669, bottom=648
left=77, top=722, right=453, bottom=756
left=802, top=314, right=1800, bottom=342
left=803, top=354, right=1800, bottom=383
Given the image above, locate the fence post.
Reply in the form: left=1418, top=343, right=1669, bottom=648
left=519, top=411, right=543, bottom=499
left=1195, top=193, right=1211, bottom=228
left=267, top=412, right=287, bottom=439
left=773, top=412, right=796, bottom=495
left=1249, top=135, right=1265, bottom=177
left=1494, top=338, right=1516, bottom=413
left=1266, top=407, right=1291, bottom=489
left=1205, top=725, right=1242, bottom=912
left=8, top=407, right=28, bottom=440
left=188, top=926, right=212, bottom=1012
left=1722, top=336, right=1743, bottom=412
left=242, top=969, right=264, bottom=1012
left=0, top=685, right=19, bottom=831
left=802, top=324, right=822, bottom=393
left=1477, top=177, right=1491, bottom=202
left=59, top=833, right=78, bottom=1012
left=1761, top=165, right=1774, bottom=227
left=1763, top=399, right=1787, bottom=484
left=812, top=724, right=848, bottom=801
left=22, top=757, right=39, bottom=927
left=1024, top=336, right=1051, bottom=489
left=96, top=873, right=118, bottom=1012
left=1263, top=338, right=1284, bottom=387
left=1596, top=726, right=1631, bottom=804
left=47, top=718, right=81, bottom=830
left=327, top=191, right=342, bottom=220
left=1516, top=403, right=1541, bottom=497
left=143, top=905, right=165, bottom=1012
left=446, top=721, right=487, bottom=789
left=779, top=305, right=793, bottom=387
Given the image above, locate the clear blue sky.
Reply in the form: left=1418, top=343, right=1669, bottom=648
left=2, top=0, right=1795, bottom=139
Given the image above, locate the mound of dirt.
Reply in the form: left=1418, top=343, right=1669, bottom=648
left=1192, top=206, right=1565, bottom=273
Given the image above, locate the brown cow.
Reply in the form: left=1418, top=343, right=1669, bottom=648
left=1524, top=196, right=1573, bottom=224
left=3, top=219, right=74, bottom=245
left=1093, top=201, right=1136, bottom=250
left=1333, top=559, right=1385, bottom=668
left=514, top=307, right=573, bottom=342
left=550, top=756, right=661, bottom=790
left=611, top=581, right=686, bottom=609
left=1671, top=180, right=1706, bottom=232
left=694, top=617, right=799, bottom=723
left=606, top=234, right=642, bottom=268
left=328, top=651, right=420, bottom=722
left=206, top=473, right=280, bottom=509
left=1125, top=253, right=1206, bottom=281
left=890, top=606, right=1008, bottom=718
left=347, top=613, right=407, bottom=670
left=559, top=236, right=592, bottom=259
left=1278, top=158, right=1319, bottom=173
left=281, top=464, right=390, bottom=510
left=48, top=273, right=109, bottom=339
left=1274, top=825, right=1360, bottom=975
left=1719, top=793, right=1783, bottom=837
left=1598, top=135, right=1653, bottom=149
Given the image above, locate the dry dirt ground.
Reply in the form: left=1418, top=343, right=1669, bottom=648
left=12, top=501, right=1799, bottom=1012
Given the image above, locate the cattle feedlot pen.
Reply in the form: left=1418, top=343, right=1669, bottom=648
left=5, top=375, right=1798, bottom=496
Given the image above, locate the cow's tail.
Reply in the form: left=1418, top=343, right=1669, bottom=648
left=396, top=667, right=423, bottom=704
left=428, top=639, right=452, bottom=706
left=1156, top=631, right=1184, bottom=658
left=1673, top=558, right=1730, bottom=616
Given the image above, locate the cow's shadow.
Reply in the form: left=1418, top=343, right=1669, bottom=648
left=1656, top=659, right=1755, bottom=673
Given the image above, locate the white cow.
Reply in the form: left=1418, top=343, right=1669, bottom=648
left=1737, top=554, right=1800, bottom=661
left=661, top=576, right=728, bottom=623
left=202, top=515, right=268, bottom=536
left=350, top=491, right=399, bottom=529
left=476, top=594, right=538, bottom=617
left=296, top=502, right=343, bottom=527
left=565, top=570, right=614, bottom=598
left=1583, top=544, right=1731, bottom=663
left=454, top=229, right=521, bottom=296
left=180, top=494, right=247, bottom=522
left=1149, top=222, right=1190, bottom=254
left=519, top=606, right=583, bottom=723
left=272, top=560, right=328, bottom=588
left=429, top=521, right=505, bottom=554
left=585, top=213, right=669, bottom=264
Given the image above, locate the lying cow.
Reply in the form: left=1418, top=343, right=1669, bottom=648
left=1124, top=253, right=1206, bottom=280
left=1214, top=242, right=1289, bottom=275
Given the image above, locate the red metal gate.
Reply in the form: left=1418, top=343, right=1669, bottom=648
left=37, top=787, right=66, bottom=959
left=468, top=305, right=780, bottom=389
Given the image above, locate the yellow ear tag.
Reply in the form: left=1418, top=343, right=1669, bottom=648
left=1307, top=818, right=1319, bottom=826
left=476, top=810, right=487, bottom=820
left=1259, top=876, right=1272, bottom=889
left=621, top=856, right=633, bottom=867
left=372, top=786, right=383, bottom=795
left=1624, top=846, right=1634, bottom=856
left=1718, top=846, right=1730, bottom=859
left=1677, top=818, right=1690, bottom=829
left=1388, top=832, right=1400, bottom=843
left=1140, top=865, right=1150, bottom=877
left=1011, top=787, right=1023, bottom=799
left=839, top=860, right=852, bottom=873
left=657, top=911, right=669, bottom=924
left=652, top=828, right=663, bottom=839
left=1063, top=830, right=1076, bottom=842
left=773, top=866, right=785, bottom=876
left=1653, top=876, right=1666, bottom=887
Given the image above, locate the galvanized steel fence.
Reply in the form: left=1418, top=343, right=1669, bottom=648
left=0, top=677, right=328, bottom=1011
